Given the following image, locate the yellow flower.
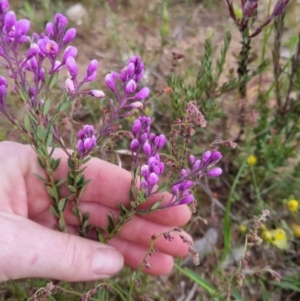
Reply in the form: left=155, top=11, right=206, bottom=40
left=286, top=199, right=299, bottom=212
left=247, top=155, right=257, bottom=166
left=270, top=228, right=289, bottom=250
left=261, top=230, right=272, bottom=242
left=238, top=224, right=248, bottom=234
left=290, top=224, right=300, bottom=238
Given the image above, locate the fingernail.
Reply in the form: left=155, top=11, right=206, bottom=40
left=92, top=248, right=123, bottom=275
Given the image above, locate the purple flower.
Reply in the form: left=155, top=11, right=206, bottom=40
left=27, top=43, right=40, bottom=60
left=37, top=39, right=59, bottom=57
left=4, top=11, right=16, bottom=33
left=206, top=167, right=222, bottom=177
left=125, top=79, right=137, bottom=94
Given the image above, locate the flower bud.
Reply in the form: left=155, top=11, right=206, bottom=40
left=180, top=194, right=194, bottom=205
left=143, top=141, right=152, bottom=157
left=66, top=56, right=78, bottom=79
left=105, top=73, right=116, bottom=92
left=89, top=89, right=105, bottom=98
left=125, top=79, right=137, bottom=94
left=86, top=59, right=98, bottom=76
left=130, top=139, right=139, bottom=151
left=45, top=22, right=54, bottom=38
left=206, top=167, right=222, bottom=177
left=147, top=173, right=158, bottom=186
left=63, top=28, right=76, bottom=44
left=62, top=46, right=77, bottom=63
left=4, top=11, right=16, bottom=33
left=202, top=151, right=212, bottom=164
left=65, top=78, right=75, bottom=92
left=15, top=19, right=30, bottom=40
left=134, top=87, right=150, bottom=100
left=27, top=43, right=39, bottom=60
left=189, top=155, right=196, bottom=165
left=141, top=164, right=149, bottom=178
left=130, top=101, right=143, bottom=109
left=132, top=119, right=142, bottom=135
left=0, top=0, right=9, bottom=15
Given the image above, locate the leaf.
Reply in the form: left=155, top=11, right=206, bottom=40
left=24, top=115, right=31, bottom=131
left=46, top=186, right=58, bottom=199
left=37, top=157, right=46, bottom=169
left=50, top=206, right=59, bottom=218
left=72, top=207, right=79, bottom=217
left=58, top=198, right=68, bottom=212
left=68, top=158, right=74, bottom=169
left=149, top=200, right=162, bottom=210
left=175, top=264, right=217, bottom=296
left=34, top=173, right=49, bottom=184
left=46, top=132, right=53, bottom=148
left=58, top=101, right=70, bottom=112
left=51, top=158, right=61, bottom=171
left=42, top=98, right=51, bottom=116
left=56, top=178, right=66, bottom=187
left=75, top=173, right=84, bottom=185
left=37, top=125, right=47, bottom=140
left=58, top=218, right=66, bottom=231
left=49, top=72, right=59, bottom=89
left=68, top=185, right=77, bottom=193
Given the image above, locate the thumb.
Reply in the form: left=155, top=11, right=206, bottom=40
left=0, top=212, right=123, bottom=282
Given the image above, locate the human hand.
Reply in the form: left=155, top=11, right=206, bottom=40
left=0, top=141, right=192, bottom=282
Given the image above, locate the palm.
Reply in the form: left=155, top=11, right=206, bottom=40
left=0, top=141, right=191, bottom=275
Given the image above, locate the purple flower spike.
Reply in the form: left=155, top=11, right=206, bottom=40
left=63, top=28, right=76, bottom=44
left=66, top=57, right=78, bottom=79
left=15, top=19, right=30, bottom=40
left=125, top=79, right=137, bottom=94
left=134, top=87, right=150, bottom=100
left=46, top=22, right=55, bottom=38
left=105, top=73, right=116, bottom=92
left=206, top=167, right=222, bottom=177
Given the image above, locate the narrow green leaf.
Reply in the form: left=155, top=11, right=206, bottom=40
left=37, top=126, right=47, bottom=140
left=46, top=132, right=53, bottom=148
left=58, top=198, right=68, bottom=212
left=175, top=264, right=217, bottom=295
left=58, top=218, right=66, bottom=230
left=51, top=158, right=61, bottom=171
left=34, top=173, right=49, bottom=184
left=72, top=207, right=80, bottom=217
left=58, top=101, right=70, bottom=112
left=68, top=158, right=74, bottom=169
left=56, top=178, right=66, bottom=187
left=50, top=206, right=59, bottom=218
left=46, top=186, right=58, bottom=199
left=42, top=98, right=51, bottom=116
left=68, top=185, right=77, bottom=193
left=24, top=115, right=31, bottom=131
left=49, top=72, right=59, bottom=89
left=37, top=157, right=46, bottom=169
left=150, top=200, right=162, bottom=210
